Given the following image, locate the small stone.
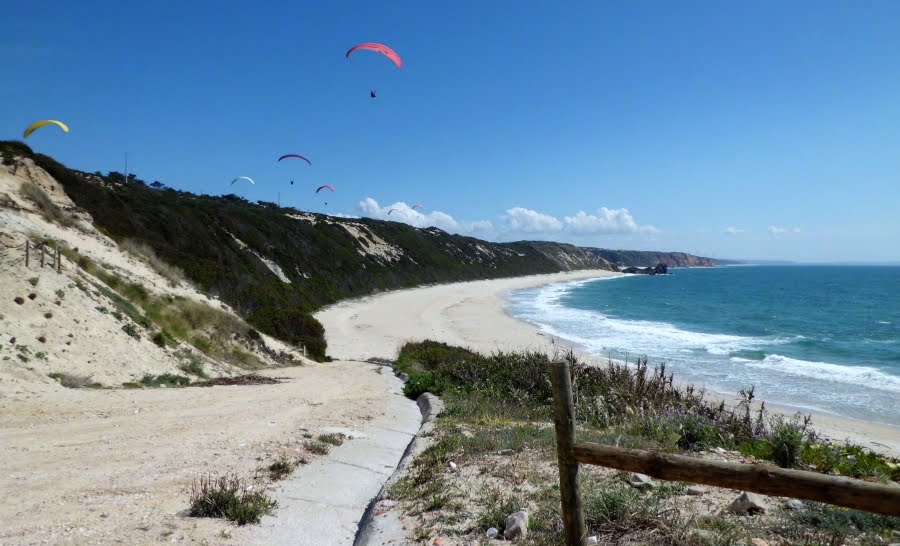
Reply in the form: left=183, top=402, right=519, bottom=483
left=504, top=511, right=528, bottom=540
left=397, top=373, right=410, bottom=383
left=686, top=486, right=705, bottom=496
left=846, top=455, right=857, bottom=463
left=785, top=499, right=806, bottom=511
left=499, top=449, right=514, bottom=456
left=628, top=473, right=654, bottom=490
left=727, top=492, right=768, bottom=515
left=587, top=536, right=599, bottom=545
left=485, top=527, right=499, bottom=539
left=448, top=461, right=458, bottom=472
left=433, top=538, right=445, bottom=546
left=712, top=447, right=727, bottom=455
left=750, top=539, right=768, bottom=546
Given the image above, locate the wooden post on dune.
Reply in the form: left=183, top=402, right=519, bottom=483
left=40, top=244, right=45, bottom=268
left=56, top=244, right=61, bottom=273
left=25, top=240, right=30, bottom=268
left=549, top=360, right=587, bottom=546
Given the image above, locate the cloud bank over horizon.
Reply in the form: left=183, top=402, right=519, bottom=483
left=355, top=198, right=659, bottom=242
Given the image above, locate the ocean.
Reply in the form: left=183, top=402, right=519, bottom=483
left=507, top=266, right=900, bottom=425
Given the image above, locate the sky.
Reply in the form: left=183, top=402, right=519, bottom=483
left=4, top=1, right=900, bottom=263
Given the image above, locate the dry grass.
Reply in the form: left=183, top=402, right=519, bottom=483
left=19, top=182, right=73, bottom=226
left=120, top=239, right=185, bottom=286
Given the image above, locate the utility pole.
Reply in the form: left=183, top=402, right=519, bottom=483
left=124, top=152, right=128, bottom=184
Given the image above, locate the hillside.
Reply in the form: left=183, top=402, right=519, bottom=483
left=2, top=141, right=720, bottom=358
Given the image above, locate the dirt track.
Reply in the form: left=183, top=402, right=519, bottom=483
left=0, top=361, right=399, bottom=545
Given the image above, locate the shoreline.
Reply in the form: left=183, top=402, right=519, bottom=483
left=316, top=269, right=900, bottom=457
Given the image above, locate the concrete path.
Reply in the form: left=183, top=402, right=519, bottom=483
left=251, top=364, right=421, bottom=546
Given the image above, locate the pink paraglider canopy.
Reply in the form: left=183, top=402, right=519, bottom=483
left=346, top=42, right=403, bottom=69
left=316, top=185, right=335, bottom=193
left=278, top=154, right=311, bottom=166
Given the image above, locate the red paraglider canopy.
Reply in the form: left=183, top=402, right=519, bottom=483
left=278, top=154, right=311, bottom=166
left=316, top=185, right=335, bottom=193
left=346, top=42, right=403, bottom=69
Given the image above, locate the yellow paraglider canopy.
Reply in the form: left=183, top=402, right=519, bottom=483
left=23, top=120, right=69, bottom=139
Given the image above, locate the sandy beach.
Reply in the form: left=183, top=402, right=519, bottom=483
left=316, top=270, right=900, bottom=457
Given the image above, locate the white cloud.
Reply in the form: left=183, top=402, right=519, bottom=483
left=769, top=225, right=801, bottom=238
left=357, top=200, right=657, bottom=241
left=357, top=198, right=491, bottom=234
left=563, top=208, right=658, bottom=234
left=725, top=227, right=745, bottom=235
left=502, top=207, right=563, bottom=233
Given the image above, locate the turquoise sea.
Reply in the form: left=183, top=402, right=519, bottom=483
left=507, top=266, right=900, bottom=425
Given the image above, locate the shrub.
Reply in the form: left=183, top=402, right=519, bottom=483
left=121, top=323, right=141, bottom=340
left=28, top=277, right=38, bottom=286
left=769, top=417, right=805, bottom=468
left=177, top=350, right=208, bottom=378
left=188, top=474, right=276, bottom=525
left=267, top=458, right=297, bottom=480
left=403, top=371, right=443, bottom=398
left=138, top=373, right=190, bottom=388
left=677, top=414, right=720, bottom=451
left=151, top=331, right=166, bottom=347
left=305, top=440, right=330, bottom=455
left=317, top=433, right=345, bottom=446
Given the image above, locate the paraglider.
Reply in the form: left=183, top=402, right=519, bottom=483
left=412, top=203, right=424, bottom=210
left=346, top=42, right=403, bottom=69
left=230, top=176, right=255, bottom=185
left=277, top=154, right=312, bottom=166
left=370, top=91, right=377, bottom=99
left=388, top=208, right=399, bottom=215
left=316, top=185, right=334, bottom=193
left=23, top=120, right=69, bottom=139
left=290, top=180, right=294, bottom=186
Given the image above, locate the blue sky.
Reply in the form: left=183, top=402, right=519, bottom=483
left=4, top=1, right=900, bottom=262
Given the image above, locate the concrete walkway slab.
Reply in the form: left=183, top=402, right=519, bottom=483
left=251, top=365, right=420, bottom=546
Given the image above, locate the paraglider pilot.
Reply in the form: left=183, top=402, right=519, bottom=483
left=370, top=90, right=377, bottom=98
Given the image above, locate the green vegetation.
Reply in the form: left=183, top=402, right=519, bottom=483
left=138, top=373, right=191, bottom=388
left=49, top=372, right=102, bottom=389
left=305, top=440, right=330, bottom=455
left=28, top=277, right=39, bottom=286
left=121, top=322, right=141, bottom=340
left=188, top=474, right=276, bottom=526
left=266, top=458, right=297, bottom=480
left=317, top=433, right=345, bottom=446
left=176, top=349, right=208, bottom=378
left=1, top=141, right=716, bottom=359
left=389, top=341, right=900, bottom=545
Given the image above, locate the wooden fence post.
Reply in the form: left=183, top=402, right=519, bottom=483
left=549, top=360, right=587, bottom=546
left=40, top=244, right=45, bottom=268
left=25, top=240, right=30, bottom=267
left=56, top=245, right=61, bottom=273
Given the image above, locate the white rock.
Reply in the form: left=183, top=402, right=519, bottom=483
left=785, top=499, right=806, bottom=511
left=587, top=536, right=599, bottom=545
left=485, top=527, right=499, bottom=539
left=686, top=486, right=705, bottom=496
left=628, top=473, right=654, bottom=490
left=504, top=510, right=529, bottom=540
left=448, top=461, right=458, bottom=472
left=727, top=491, right=768, bottom=515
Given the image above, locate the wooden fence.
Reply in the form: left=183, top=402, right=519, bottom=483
left=548, top=360, right=900, bottom=546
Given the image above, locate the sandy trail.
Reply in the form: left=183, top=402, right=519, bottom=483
left=0, top=361, right=404, bottom=545
left=316, top=270, right=900, bottom=457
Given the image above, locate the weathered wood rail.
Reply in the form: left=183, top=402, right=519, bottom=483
left=549, top=359, right=900, bottom=546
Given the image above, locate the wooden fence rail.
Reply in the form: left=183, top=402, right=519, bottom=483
left=549, top=359, right=900, bottom=546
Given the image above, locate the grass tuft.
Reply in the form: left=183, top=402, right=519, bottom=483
left=49, top=372, right=102, bottom=389
left=188, top=474, right=276, bottom=525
